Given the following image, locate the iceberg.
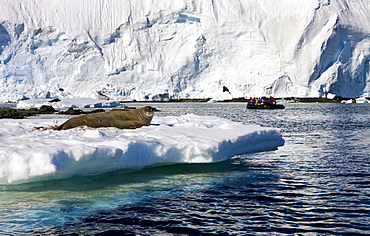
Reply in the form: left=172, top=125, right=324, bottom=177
left=0, top=114, right=284, bottom=184
left=355, top=97, right=369, bottom=104
left=0, top=0, right=369, bottom=102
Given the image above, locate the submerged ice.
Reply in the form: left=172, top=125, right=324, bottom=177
left=0, top=0, right=370, bottom=102
left=0, top=114, right=284, bottom=184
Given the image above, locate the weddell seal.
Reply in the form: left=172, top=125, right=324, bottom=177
left=53, top=106, right=160, bottom=130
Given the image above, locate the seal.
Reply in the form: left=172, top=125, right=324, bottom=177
left=54, top=106, right=160, bottom=130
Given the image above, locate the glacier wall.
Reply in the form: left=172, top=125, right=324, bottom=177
left=0, top=0, right=369, bottom=102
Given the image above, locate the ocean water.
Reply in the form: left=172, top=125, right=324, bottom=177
left=1, top=102, right=370, bottom=235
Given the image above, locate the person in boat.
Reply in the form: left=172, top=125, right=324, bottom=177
left=269, top=96, right=276, bottom=105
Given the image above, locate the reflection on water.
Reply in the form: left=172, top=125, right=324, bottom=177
left=1, top=103, right=370, bottom=235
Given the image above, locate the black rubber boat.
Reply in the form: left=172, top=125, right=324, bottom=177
left=246, top=97, right=285, bottom=109
left=246, top=103, right=285, bottom=109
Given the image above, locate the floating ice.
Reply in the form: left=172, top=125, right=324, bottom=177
left=16, top=98, right=122, bottom=109
left=0, top=114, right=284, bottom=184
left=356, top=97, right=369, bottom=104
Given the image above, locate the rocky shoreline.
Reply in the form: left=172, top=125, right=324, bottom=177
left=0, top=106, right=105, bottom=119
left=125, top=96, right=368, bottom=103
left=1, top=96, right=368, bottom=119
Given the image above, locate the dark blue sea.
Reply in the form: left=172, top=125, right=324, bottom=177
left=2, top=102, right=370, bottom=235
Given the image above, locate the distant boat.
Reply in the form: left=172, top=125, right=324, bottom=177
left=246, top=97, right=285, bottom=109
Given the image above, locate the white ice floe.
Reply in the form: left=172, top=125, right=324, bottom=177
left=341, top=99, right=354, bottom=104
left=341, top=97, right=370, bottom=104
left=16, top=98, right=122, bottom=109
left=356, top=97, right=369, bottom=104
left=0, top=114, right=284, bottom=184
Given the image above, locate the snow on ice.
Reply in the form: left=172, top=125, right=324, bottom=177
left=0, top=0, right=369, bottom=102
left=0, top=104, right=284, bottom=184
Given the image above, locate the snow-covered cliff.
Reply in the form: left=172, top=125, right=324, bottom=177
left=0, top=0, right=369, bottom=102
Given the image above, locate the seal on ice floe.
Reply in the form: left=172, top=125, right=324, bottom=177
left=54, top=106, right=160, bottom=130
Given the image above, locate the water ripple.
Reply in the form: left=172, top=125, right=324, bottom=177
left=15, top=103, right=370, bottom=235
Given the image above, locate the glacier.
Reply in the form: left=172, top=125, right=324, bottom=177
left=0, top=0, right=369, bottom=102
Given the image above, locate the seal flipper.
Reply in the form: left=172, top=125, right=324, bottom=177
left=35, top=125, right=59, bottom=131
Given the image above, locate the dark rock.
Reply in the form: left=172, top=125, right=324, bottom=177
left=58, top=108, right=106, bottom=115
left=60, top=108, right=84, bottom=115
left=0, top=106, right=106, bottom=119
left=0, top=107, right=25, bottom=119
left=89, top=109, right=106, bottom=113
left=48, top=98, right=61, bottom=103
left=0, top=106, right=57, bottom=119
left=39, top=105, right=56, bottom=113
